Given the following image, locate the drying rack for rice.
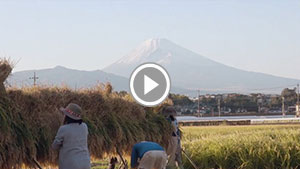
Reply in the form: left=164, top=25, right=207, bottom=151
left=0, top=58, right=12, bottom=95
left=0, top=58, right=172, bottom=169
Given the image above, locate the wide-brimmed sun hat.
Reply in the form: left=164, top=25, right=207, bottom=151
left=60, top=103, right=82, bottom=120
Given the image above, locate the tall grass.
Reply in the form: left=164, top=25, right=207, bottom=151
left=0, top=59, right=172, bottom=169
left=182, top=125, right=300, bottom=169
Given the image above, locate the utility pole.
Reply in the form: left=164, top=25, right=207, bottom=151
left=257, top=97, right=262, bottom=114
left=297, top=84, right=300, bottom=117
left=282, top=96, right=285, bottom=116
left=218, top=97, right=221, bottom=117
left=197, top=90, right=200, bottom=117
left=29, top=72, right=39, bottom=86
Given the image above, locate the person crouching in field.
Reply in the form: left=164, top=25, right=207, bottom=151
left=52, top=103, right=91, bottom=169
left=131, top=141, right=168, bottom=169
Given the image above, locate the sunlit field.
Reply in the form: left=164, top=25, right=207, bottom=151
left=182, top=125, right=300, bottom=169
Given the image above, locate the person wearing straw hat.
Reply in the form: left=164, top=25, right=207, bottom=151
left=52, top=103, right=91, bottom=169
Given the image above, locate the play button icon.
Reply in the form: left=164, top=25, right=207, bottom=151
left=144, top=75, right=159, bottom=95
left=130, top=63, right=171, bottom=107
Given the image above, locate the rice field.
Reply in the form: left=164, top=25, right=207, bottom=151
left=181, top=125, right=300, bottom=169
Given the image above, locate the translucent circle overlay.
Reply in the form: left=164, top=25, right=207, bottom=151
left=129, top=63, right=171, bottom=107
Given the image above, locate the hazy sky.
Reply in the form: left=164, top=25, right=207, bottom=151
left=0, top=0, right=299, bottom=79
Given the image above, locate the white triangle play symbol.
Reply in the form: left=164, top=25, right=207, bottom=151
left=144, top=75, right=159, bottom=95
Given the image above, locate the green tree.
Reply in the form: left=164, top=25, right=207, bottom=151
left=224, top=95, right=258, bottom=113
left=281, top=88, right=297, bottom=106
left=269, top=96, right=281, bottom=108
left=169, top=93, right=193, bottom=106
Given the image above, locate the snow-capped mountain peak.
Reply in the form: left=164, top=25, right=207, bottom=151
left=115, top=38, right=182, bottom=65
left=103, top=38, right=300, bottom=93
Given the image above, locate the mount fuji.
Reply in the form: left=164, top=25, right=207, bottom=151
left=104, top=38, right=300, bottom=93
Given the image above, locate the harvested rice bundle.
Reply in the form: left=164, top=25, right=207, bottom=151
left=0, top=86, right=172, bottom=168
left=0, top=58, right=12, bottom=82
left=0, top=94, right=36, bottom=168
left=0, top=58, right=12, bottom=95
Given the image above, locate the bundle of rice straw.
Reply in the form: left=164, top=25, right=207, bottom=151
left=0, top=58, right=12, bottom=95
left=0, top=58, right=172, bottom=168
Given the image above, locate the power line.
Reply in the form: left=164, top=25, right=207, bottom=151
left=195, top=84, right=299, bottom=95
left=248, top=84, right=298, bottom=91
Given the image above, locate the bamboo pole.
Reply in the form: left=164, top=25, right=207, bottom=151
left=32, top=158, right=43, bottom=169
left=116, top=148, right=128, bottom=169
left=182, top=149, right=199, bottom=169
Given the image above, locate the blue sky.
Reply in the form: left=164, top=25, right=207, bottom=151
left=0, top=0, right=299, bottom=79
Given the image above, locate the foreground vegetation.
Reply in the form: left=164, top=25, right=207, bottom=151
left=0, top=58, right=172, bottom=169
left=182, top=125, right=300, bottom=169
left=0, top=86, right=172, bottom=168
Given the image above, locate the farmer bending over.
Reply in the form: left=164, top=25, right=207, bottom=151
left=131, top=141, right=168, bottom=169
left=52, top=103, right=91, bottom=169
